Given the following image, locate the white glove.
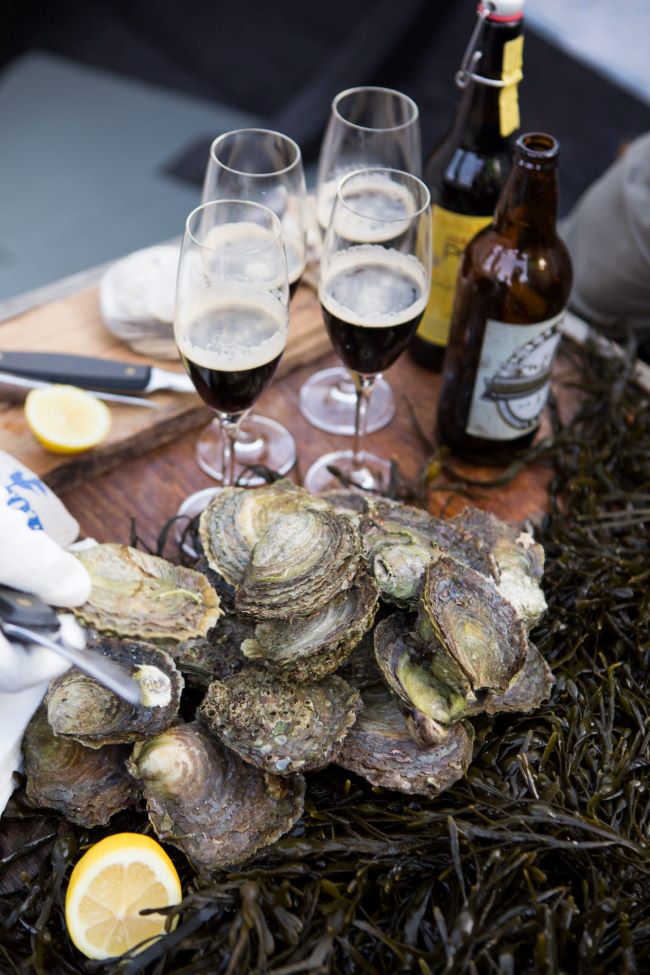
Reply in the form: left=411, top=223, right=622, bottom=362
left=0, top=505, right=92, bottom=815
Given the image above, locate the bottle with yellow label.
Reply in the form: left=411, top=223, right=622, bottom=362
left=410, top=0, right=525, bottom=372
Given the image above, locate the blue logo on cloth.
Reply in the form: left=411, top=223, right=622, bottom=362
left=3, top=469, right=47, bottom=531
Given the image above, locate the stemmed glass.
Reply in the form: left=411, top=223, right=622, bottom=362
left=303, top=168, right=431, bottom=495
left=199, top=128, right=307, bottom=484
left=300, top=86, right=421, bottom=436
left=174, top=200, right=289, bottom=523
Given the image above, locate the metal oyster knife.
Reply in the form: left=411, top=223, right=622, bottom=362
left=0, top=351, right=194, bottom=395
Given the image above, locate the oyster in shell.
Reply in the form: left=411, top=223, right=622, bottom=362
left=419, top=556, right=528, bottom=694
left=23, top=708, right=137, bottom=826
left=480, top=641, right=554, bottom=714
left=241, top=571, right=379, bottom=681
left=199, top=670, right=361, bottom=775
left=128, top=722, right=305, bottom=871
left=46, top=638, right=183, bottom=748
left=236, top=506, right=362, bottom=620
left=199, top=480, right=330, bottom=586
left=74, top=544, right=221, bottom=640
left=337, top=685, right=473, bottom=797
left=451, top=507, right=546, bottom=628
left=174, top=616, right=254, bottom=685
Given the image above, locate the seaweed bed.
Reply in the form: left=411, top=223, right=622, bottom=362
left=0, top=338, right=648, bottom=974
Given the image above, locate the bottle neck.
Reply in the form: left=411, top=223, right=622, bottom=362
left=452, top=14, right=523, bottom=148
left=494, top=152, right=560, bottom=243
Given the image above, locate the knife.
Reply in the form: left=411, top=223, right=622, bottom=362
left=0, top=370, right=159, bottom=408
left=0, top=351, right=194, bottom=395
left=0, top=585, right=141, bottom=704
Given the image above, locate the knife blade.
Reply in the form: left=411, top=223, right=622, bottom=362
left=0, top=370, right=160, bottom=408
left=0, top=351, right=194, bottom=395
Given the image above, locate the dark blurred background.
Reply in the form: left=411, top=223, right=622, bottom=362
left=1, top=0, right=648, bottom=300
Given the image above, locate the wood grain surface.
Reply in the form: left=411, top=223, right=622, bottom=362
left=0, top=284, right=331, bottom=492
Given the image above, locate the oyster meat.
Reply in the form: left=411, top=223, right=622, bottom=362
left=23, top=708, right=137, bottom=826
left=74, top=544, right=221, bottom=640
left=199, top=670, right=361, bottom=774
left=46, top=638, right=183, bottom=748
left=337, top=685, right=473, bottom=797
left=199, top=480, right=330, bottom=586
left=241, top=571, right=379, bottom=681
left=128, top=722, right=305, bottom=871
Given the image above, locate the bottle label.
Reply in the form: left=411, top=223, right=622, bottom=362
left=499, top=35, right=524, bottom=137
left=465, top=311, right=565, bottom=440
left=416, top=206, right=492, bottom=347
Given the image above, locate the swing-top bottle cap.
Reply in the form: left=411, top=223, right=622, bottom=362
left=478, top=0, right=525, bottom=22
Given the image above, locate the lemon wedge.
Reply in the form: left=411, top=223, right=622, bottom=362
left=24, top=385, right=111, bottom=454
left=65, top=832, right=182, bottom=960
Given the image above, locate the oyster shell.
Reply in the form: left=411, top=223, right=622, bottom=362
left=23, top=708, right=137, bottom=826
left=451, top=507, right=546, bottom=628
left=128, top=722, right=305, bottom=871
left=480, top=641, right=555, bottom=714
left=174, top=616, right=254, bottom=685
left=337, top=685, right=473, bottom=797
left=418, top=556, right=528, bottom=694
left=199, top=480, right=331, bottom=586
left=46, top=638, right=183, bottom=748
left=199, top=670, right=361, bottom=775
left=241, top=571, right=379, bottom=681
left=74, top=544, right=221, bottom=640
left=236, top=506, right=362, bottom=619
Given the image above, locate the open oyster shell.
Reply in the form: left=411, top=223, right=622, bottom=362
left=451, top=507, right=546, bottom=628
left=199, top=480, right=331, bottom=586
left=46, top=638, right=183, bottom=748
left=74, top=544, right=221, bottom=640
left=199, top=670, right=361, bottom=775
left=23, top=708, right=137, bottom=826
left=128, top=722, right=305, bottom=872
left=236, top=506, right=362, bottom=620
left=241, top=571, right=379, bottom=681
left=337, top=685, right=473, bottom=797
left=418, top=556, right=528, bottom=694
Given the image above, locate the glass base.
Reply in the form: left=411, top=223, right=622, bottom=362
left=173, top=487, right=220, bottom=558
left=303, top=448, right=393, bottom=495
left=299, top=367, right=396, bottom=435
left=196, top=414, right=296, bottom=486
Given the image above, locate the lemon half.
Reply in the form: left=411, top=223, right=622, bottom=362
left=65, top=832, right=182, bottom=960
left=25, top=385, right=111, bottom=454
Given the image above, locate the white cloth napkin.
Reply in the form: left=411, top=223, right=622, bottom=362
left=0, top=457, right=92, bottom=816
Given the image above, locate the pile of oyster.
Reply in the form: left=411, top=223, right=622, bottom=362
left=22, top=481, right=553, bottom=874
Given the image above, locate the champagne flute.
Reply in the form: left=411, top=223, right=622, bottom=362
left=303, top=168, right=431, bottom=495
left=174, top=200, right=289, bottom=525
left=300, top=86, right=421, bottom=436
left=199, top=128, right=307, bottom=484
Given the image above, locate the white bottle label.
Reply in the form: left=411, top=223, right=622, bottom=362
left=465, top=311, right=565, bottom=440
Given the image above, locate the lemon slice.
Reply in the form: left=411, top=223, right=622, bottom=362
left=65, top=833, right=182, bottom=960
left=24, top=385, right=111, bottom=454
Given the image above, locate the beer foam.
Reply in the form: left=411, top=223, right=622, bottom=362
left=317, top=173, right=417, bottom=242
left=319, top=246, right=428, bottom=328
left=175, top=288, right=287, bottom=372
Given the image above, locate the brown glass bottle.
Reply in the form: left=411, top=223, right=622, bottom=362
left=411, top=0, right=525, bottom=371
left=436, top=132, right=573, bottom=461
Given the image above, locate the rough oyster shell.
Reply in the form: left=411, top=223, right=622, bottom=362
left=199, top=480, right=331, bottom=586
left=173, top=616, right=254, bottom=685
left=74, top=544, right=221, bottom=640
left=419, top=556, right=528, bottom=694
left=480, top=641, right=555, bottom=714
left=23, top=708, right=137, bottom=826
left=199, top=670, right=361, bottom=775
left=337, top=685, right=473, bottom=797
left=451, top=507, right=546, bottom=628
left=46, top=638, right=183, bottom=748
left=128, top=722, right=305, bottom=871
left=236, top=506, right=362, bottom=620
left=240, top=571, right=379, bottom=681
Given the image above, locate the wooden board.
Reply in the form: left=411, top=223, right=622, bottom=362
left=0, top=284, right=331, bottom=492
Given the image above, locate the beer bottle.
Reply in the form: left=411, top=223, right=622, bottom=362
left=411, top=0, right=525, bottom=371
left=436, top=132, right=573, bottom=460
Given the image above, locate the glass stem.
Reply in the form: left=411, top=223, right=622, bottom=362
left=220, top=413, right=244, bottom=487
left=352, top=374, right=375, bottom=465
